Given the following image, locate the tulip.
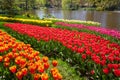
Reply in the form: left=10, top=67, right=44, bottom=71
left=41, top=73, right=48, bottom=80
left=52, top=60, right=58, bottom=67
left=4, top=22, right=120, bottom=79
left=103, top=68, right=109, bottom=74
left=82, top=54, right=86, bottom=60
left=0, top=56, right=3, bottom=62
left=4, top=57, right=10, bottom=63
left=9, top=65, right=17, bottom=73
left=44, top=62, right=49, bottom=69
left=113, top=69, right=120, bottom=77
left=21, top=68, right=28, bottom=76
left=38, top=66, right=44, bottom=73
left=42, top=56, right=48, bottom=63
left=4, top=62, right=10, bottom=67
left=16, top=71, right=23, bottom=80
left=7, top=52, right=13, bottom=59
left=55, top=22, right=120, bottom=39
left=33, top=73, right=41, bottom=80
left=28, top=64, right=37, bottom=74
left=90, top=70, right=95, bottom=75
left=112, top=64, right=119, bottom=69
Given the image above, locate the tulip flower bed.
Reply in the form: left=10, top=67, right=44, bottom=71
left=44, top=18, right=101, bottom=26
left=4, top=23, right=120, bottom=79
left=0, top=30, right=63, bottom=80
left=52, top=22, right=120, bottom=44
left=0, top=16, right=52, bottom=26
left=55, top=22, right=120, bottom=39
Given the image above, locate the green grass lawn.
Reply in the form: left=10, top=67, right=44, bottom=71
left=0, top=22, right=6, bottom=31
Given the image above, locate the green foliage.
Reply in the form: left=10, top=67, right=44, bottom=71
left=62, top=0, right=71, bottom=9
left=39, top=0, right=47, bottom=6
left=62, top=0, right=80, bottom=10
left=1, top=0, right=16, bottom=17
left=53, top=59, right=85, bottom=80
left=87, top=0, right=120, bottom=10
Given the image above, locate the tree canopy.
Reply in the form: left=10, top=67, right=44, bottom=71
left=87, top=0, right=120, bottom=10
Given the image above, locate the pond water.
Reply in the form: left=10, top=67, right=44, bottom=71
left=35, top=8, right=120, bottom=30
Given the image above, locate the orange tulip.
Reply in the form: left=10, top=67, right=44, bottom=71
left=16, top=71, right=23, bottom=80
left=42, top=56, right=48, bottom=63
left=28, top=64, right=37, bottom=74
left=4, top=62, right=10, bottom=67
left=52, top=72, right=63, bottom=80
left=0, top=56, right=3, bottom=62
left=17, top=46, right=22, bottom=51
left=7, top=52, right=13, bottom=59
left=51, top=67, right=58, bottom=73
left=4, top=57, right=10, bottom=62
left=20, top=58, right=26, bottom=65
left=23, top=46, right=27, bottom=50
left=26, top=44, right=31, bottom=48
left=56, top=73, right=62, bottom=80
left=8, top=43, right=12, bottom=48
left=52, top=60, right=58, bottom=67
left=15, top=56, right=21, bottom=65
left=52, top=73, right=58, bottom=79
left=4, top=45, right=9, bottom=51
left=12, top=48, right=17, bottom=53
left=9, top=65, right=17, bottom=73
left=35, top=60, right=42, bottom=68
left=21, top=68, right=28, bottom=76
left=19, top=51, right=24, bottom=56
left=34, top=51, right=39, bottom=56
left=51, top=67, right=62, bottom=79
left=33, top=73, right=41, bottom=80
left=41, top=73, right=48, bottom=80
left=28, top=54, right=34, bottom=60
left=38, top=65, right=44, bottom=73
left=13, top=53, right=19, bottom=58
left=35, top=56, right=41, bottom=61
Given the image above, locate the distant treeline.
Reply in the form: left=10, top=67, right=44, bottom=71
left=0, top=0, right=120, bottom=16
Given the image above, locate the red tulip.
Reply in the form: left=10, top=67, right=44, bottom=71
left=113, top=69, right=120, bottom=77
left=103, top=68, right=109, bottom=74
left=90, top=70, right=95, bottom=75
left=112, top=64, right=119, bottom=69
left=44, top=62, right=49, bottom=69
left=82, top=54, right=86, bottom=59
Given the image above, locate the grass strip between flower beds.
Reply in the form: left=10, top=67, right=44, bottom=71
left=3, top=22, right=120, bottom=80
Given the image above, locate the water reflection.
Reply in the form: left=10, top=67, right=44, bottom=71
left=35, top=8, right=120, bottom=30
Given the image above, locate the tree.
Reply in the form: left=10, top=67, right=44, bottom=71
left=1, top=0, right=16, bottom=17
left=62, top=0, right=71, bottom=9
left=86, top=0, right=120, bottom=10
left=62, top=0, right=80, bottom=10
